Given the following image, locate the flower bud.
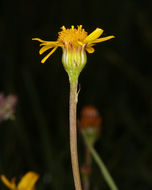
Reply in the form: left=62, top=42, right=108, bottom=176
left=78, top=106, right=102, bottom=145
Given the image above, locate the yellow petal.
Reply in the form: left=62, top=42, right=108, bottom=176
left=1, top=175, right=16, bottom=190
left=32, top=38, right=58, bottom=46
left=17, top=172, right=39, bottom=190
left=84, top=28, right=104, bottom=43
left=39, top=45, right=55, bottom=55
left=92, top=35, right=115, bottom=43
left=40, top=41, right=59, bottom=46
left=41, top=46, right=58, bottom=63
left=86, top=46, right=95, bottom=53
left=87, top=43, right=95, bottom=47
left=32, top=38, right=47, bottom=43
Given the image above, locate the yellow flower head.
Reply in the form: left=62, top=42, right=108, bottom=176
left=33, top=25, right=114, bottom=82
left=1, top=172, right=39, bottom=190
left=32, top=25, right=114, bottom=64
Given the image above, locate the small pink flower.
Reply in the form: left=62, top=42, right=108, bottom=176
left=0, top=93, right=17, bottom=122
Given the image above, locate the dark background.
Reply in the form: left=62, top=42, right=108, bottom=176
left=0, top=0, right=152, bottom=189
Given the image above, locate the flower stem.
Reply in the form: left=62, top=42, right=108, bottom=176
left=82, top=132, right=118, bottom=190
left=69, top=80, right=82, bottom=190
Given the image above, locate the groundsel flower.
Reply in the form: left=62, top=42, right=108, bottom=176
left=32, top=25, right=114, bottom=81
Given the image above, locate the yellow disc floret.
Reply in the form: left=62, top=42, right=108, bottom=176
left=58, top=25, right=88, bottom=45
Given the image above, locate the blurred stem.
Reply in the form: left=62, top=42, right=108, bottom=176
left=82, top=132, right=118, bottom=190
left=84, top=179, right=90, bottom=190
left=83, top=148, right=92, bottom=190
left=69, top=80, right=82, bottom=190
left=85, top=148, right=92, bottom=165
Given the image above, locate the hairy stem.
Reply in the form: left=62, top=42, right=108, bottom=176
left=69, top=81, right=82, bottom=190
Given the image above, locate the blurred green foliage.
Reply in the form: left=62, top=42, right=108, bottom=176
left=0, top=0, right=152, bottom=189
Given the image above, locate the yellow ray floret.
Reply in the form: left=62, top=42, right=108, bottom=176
left=1, top=175, right=16, bottom=190
left=1, top=172, right=39, bottom=190
left=32, top=25, right=115, bottom=63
